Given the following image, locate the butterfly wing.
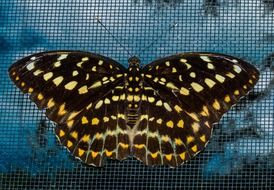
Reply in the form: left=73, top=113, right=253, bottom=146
left=9, top=51, right=129, bottom=166
left=133, top=53, right=259, bottom=167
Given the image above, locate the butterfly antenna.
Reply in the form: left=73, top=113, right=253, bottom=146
left=138, top=22, right=177, bottom=56
left=95, top=17, right=133, bottom=57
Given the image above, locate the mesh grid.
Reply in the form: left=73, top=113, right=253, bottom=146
left=0, top=0, right=274, bottom=189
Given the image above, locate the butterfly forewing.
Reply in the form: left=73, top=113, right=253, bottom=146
left=139, top=53, right=259, bottom=166
left=9, top=51, right=129, bottom=166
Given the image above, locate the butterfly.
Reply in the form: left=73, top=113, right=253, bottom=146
left=8, top=51, right=259, bottom=167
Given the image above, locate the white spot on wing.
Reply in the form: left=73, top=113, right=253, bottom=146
left=58, top=54, right=68, bottom=61
left=233, top=65, right=242, bottom=73
left=26, top=62, right=35, bottom=71
left=200, top=55, right=211, bottom=62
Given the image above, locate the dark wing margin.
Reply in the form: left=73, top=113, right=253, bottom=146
left=9, top=50, right=129, bottom=166
left=137, top=52, right=259, bottom=167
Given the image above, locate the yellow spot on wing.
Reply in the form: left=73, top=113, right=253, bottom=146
left=72, top=70, right=79, bottom=76
left=43, top=72, right=53, bottom=81
left=187, top=136, right=194, bottom=144
left=190, top=72, right=196, bottom=78
left=33, top=69, right=43, bottom=76
left=179, top=152, right=186, bottom=160
left=98, top=60, right=103, bottom=65
left=177, top=120, right=184, bottom=128
left=191, top=145, right=198, bottom=152
left=105, top=150, right=113, bottom=157
left=67, top=120, right=74, bottom=128
left=187, top=112, right=199, bottom=122
left=156, top=100, right=162, bottom=106
left=151, top=152, right=159, bottom=158
left=67, top=140, right=73, bottom=148
left=226, top=72, right=235, bottom=78
left=119, top=143, right=129, bottom=149
left=104, top=98, right=111, bottom=104
left=134, top=144, right=145, bottom=149
left=163, top=102, right=172, bottom=112
left=65, top=81, right=78, bottom=90
left=95, top=133, right=102, bottom=139
left=172, top=67, right=177, bottom=73
left=192, top=122, right=200, bottom=133
left=166, top=120, right=174, bottom=128
left=215, top=74, right=225, bottom=83
left=224, top=95, right=231, bottom=103
left=200, top=135, right=206, bottom=142
left=201, top=105, right=209, bottom=116
left=234, top=90, right=240, bottom=95
left=165, top=154, right=172, bottom=161
left=59, top=130, right=65, bottom=137
left=204, top=78, right=216, bottom=88
left=180, top=87, right=189, bottom=95
left=53, top=76, right=64, bottom=86
left=92, top=118, right=99, bottom=125
left=82, top=57, right=89, bottom=61
left=68, top=111, right=80, bottom=120
left=112, top=95, right=119, bottom=101
left=47, top=98, right=55, bottom=108
left=58, top=103, right=66, bottom=115
left=213, top=99, right=221, bottom=110
left=207, top=62, right=214, bottom=69
left=175, top=138, right=183, bottom=145
left=81, top=116, right=88, bottom=124
left=70, top=131, right=78, bottom=139
left=89, top=81, right=102, bottom=89
left=134, top=95, right=140, bottom=102
left=91, top=151, right=99, bottom=158
left=95, top=100, right=103, bottom=109
left=156, top=118, right=163, bottom=124
left=161, top=135, right=169, bottom=142
left=174, top=105, right=182, bottom=113
left=54, top=61, right=61, bottom=67
left=28, top=87, right=34, bottom=93
left=191, top=82, right=204, bottom=92
left=37, top=93, right=43, bottom=100
left=78, top=148, right=85, bottom=157
left=82, top=135, right=90, bottom=142
left=78, top=85, right=88, bottom=94
left=148, top=97, right=155, bottom=103
left=103, top=117, right=109, bottom=122
left=166, top=82, right=179, bottom=90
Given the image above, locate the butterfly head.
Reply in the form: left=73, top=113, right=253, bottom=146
left=128, top=56, right=140, bottom=67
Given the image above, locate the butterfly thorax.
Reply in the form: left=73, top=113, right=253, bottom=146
left=125, top=57, right=142, bottom=128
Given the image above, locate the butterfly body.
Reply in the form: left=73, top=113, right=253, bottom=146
left=9, top=51, right=259, bottom=167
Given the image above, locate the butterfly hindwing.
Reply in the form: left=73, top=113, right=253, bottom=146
left=9, top=51, right=129, bottom=166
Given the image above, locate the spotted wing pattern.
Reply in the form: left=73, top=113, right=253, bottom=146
left=9, top=51, right=129, bottom=166
left=133, top=53, right=260, bottom=167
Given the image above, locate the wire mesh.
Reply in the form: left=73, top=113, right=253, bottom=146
left=0, top=0, right=273, bottom=189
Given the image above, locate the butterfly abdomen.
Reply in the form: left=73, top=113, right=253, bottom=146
left=125, top=64, right=142, bottom=128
